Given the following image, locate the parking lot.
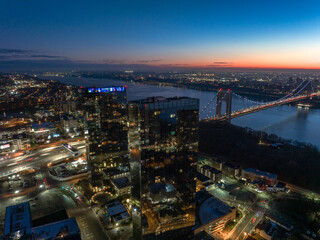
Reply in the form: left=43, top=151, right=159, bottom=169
left=0, top=172, right=37, bottom=195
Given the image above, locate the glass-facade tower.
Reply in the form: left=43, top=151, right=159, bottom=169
left=83, top=87, right=128, bottom=171
left=129, top=96, right=199, bottom=239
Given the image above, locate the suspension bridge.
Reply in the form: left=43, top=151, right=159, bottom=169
left=200, top=80, right=320, bottom=122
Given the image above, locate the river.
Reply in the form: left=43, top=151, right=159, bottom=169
left=41, top=76, right=320, bottom=148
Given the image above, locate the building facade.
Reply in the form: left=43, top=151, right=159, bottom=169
left=199, top=165, right=222, bottom=183
left=83, top=87, right=128, bottom=171
left=195, top=192, right=236, bottom=236
left=242, top=168, right=277, bottom=186
left=129, top=96, right=199, bottom=239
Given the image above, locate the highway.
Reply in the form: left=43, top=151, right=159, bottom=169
left=0, top=140, right=112, bottom=240
left=0, top=140, right=86, bottom=178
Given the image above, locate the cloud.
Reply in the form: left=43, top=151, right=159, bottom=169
left=207, top=64, right=233, bottom=67
left=159, top=64, right=189, bottom=67
left=101, top=59, right=162, bottom=64
left=213, top=61, right=233, bottom=65
left=101, top=59, right=127, bottom=64
left=0, top=48, right=31, bottom=54
left=0, top=48, right=68, bottom=61
left=0, top=56, right=11, bottom=60
left=30, top=54, right=66, bottom=59
left=136, top=59, right=162, bottom=63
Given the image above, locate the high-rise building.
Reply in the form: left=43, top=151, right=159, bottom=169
left=83, top=86, right=128, bottom=172
left=129, top=96, right=199, bottom=239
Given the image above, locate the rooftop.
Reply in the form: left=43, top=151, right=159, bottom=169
left=106, top=201, right=127, bottom=217
left=201, top=165, right=221, bottom=174
left=31, top=122, right=55, bottom=130
left=32, top=217, right=80, bottom=239
left=114, top=212, right=131, bottom=222
left=4, top=202, right=32, bottom=236
left=111, top=177, right=130, bottom=189
left=198, top=195, right=233, bottom=226
left=197, top=173, right=211, bottom=183
left=243, top=168, right=277, bottom=179
left=32, top=209, right=69, bottom=227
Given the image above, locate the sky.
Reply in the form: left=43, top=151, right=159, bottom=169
left=1, top=0, right=320, bottom=70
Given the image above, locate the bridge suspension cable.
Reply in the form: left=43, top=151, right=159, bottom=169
left=201, top=80, right=313, bottom=120
left=204, top=91, right=229, bottom=119
left=290, top=80, right=311, bottom=97
left=232, top=80, right=311, bottom=106
left=199, top=95, right=217, bottom=115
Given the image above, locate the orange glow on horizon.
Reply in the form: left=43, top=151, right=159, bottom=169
left=151, top=62, right=320, bottom=69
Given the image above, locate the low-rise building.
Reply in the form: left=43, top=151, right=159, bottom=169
left=222, top=162, right=240, bottom=177
left=30, top=122, right=57, bottom=143
left=32, top=218, right=81, bottom=240
left=60, top=114, right=78, bottom=132
left=198, top=153, right=240, bottom=177
left=106, top=201, right=131, bottom=225
left=111, top=177, right=131, bottom=196
left=11, top=133, right=30, bottom=150
left=199, top=165, right=222, bottom=183
left=4, top=202, right=32, bottom=239
left=3, top=202, right=81, bottom=240
left=195, top=190, right=236, bottom=236
left=242, top=168, right=277, bottom=186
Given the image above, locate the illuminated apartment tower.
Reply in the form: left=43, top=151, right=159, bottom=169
left=83, top=87, right=128, bottom=171
left=129, top=96, right=199, bottom=240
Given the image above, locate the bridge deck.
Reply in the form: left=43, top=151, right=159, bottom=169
left=207, top=92, right=319, bottom=121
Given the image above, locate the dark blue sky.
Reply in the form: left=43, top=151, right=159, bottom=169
left=1, top=0, right=320, bottom=70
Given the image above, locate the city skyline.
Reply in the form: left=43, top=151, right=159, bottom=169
left=1, top=1, right=320, bottom=239
left=1, top=0, right=320, bottom=70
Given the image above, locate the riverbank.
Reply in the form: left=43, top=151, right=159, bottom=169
left=70, top=74, right=320, bottom=108
left=199, top=121, right=320, bottom=193
left=39, top=75, right=320, bottom=149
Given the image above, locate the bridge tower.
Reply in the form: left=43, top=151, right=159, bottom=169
left=216, top=89, right=232, bottom=122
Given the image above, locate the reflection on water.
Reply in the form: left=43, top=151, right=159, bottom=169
left=42, top=76, right=320, bottom=148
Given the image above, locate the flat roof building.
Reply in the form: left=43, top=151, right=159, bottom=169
left=106, top=201, right=131, bottom=225
left=111, top=176, right=131, bottom=196
left=195, top=191, right=236, bottom=236
left=4, top=202, right=32, bottom=239
left=3, top=202, right=81, bottom=240
left=242, top=168, right=277, bottom=186
left=32, top=218, right=81, bottom=240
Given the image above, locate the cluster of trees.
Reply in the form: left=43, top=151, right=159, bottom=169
left=273, top=198, right=320, bottom=232
left=199, top=122, right=320, bottom=193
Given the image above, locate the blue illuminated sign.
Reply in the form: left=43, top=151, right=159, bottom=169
left=87, top=86, right=126, bottom=93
